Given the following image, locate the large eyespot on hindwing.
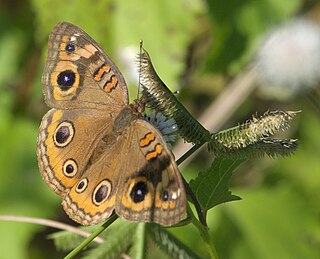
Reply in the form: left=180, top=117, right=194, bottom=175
left=92, top=179, right=112, bottom=206
left=50, top=61, right=80, bottom=100
left=130, top=180, right=149, bottom=203
left=62, top=159, right=78, bottom=177
left=53, top=121, right=74, bottom=147
left=76, top=178, right=88, bottom=193
left=121, top=177, right=154, bottom=212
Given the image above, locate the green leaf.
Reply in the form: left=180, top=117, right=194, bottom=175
left=149, top=224, right=202, bottom=259
left=140, top=48, right=211, bottom=145
left=49, top=221, right=136, bottom=258
left=209, top=111, right=299, bottom=155
left=130, top=223, right=147, bottom=259
left=49, top=230, right=93, bottom=252
left=83, top=221, right=136, bottom=259
left=189, top=158, right=244, bottom=213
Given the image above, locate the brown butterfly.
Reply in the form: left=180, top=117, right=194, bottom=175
left=37, top=22, right=186, bottom=226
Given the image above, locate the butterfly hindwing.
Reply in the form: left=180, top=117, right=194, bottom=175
left=37, top=108, right=113, bottom=195
left=115, top=119, right=186, bottom=226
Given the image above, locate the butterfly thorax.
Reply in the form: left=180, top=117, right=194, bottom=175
left=113, top=98, right=145, bottom=134
left=90, top=100, right=145, bottom=165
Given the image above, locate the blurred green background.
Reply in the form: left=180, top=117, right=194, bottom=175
left=0, top=0, right=319, bottom=258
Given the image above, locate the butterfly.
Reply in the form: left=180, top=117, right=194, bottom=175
left=37, top=22, right=186, bottom=226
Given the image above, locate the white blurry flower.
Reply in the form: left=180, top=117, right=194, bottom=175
left=142, top=111, right=178, bottom=149
left=117, top=45, right=139, bottom=85
left=254, top=18, right=320, bottom=97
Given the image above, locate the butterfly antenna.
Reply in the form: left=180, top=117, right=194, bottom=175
left=137, top=39, right=143, bottom=100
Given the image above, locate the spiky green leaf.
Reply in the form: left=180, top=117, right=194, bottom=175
left=149, top=224, right=202, bottom=259
left=139, top=48, right=211, bottom=145
left=208, top=111, right=299, bottom=158
left=83, top=222, right=137, bottom=259
left=210, top=138, right=298, bottom=158
left=49, top=230, right=94, bottom=252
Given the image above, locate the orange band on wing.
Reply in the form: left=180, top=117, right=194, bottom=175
left=139, top=133, right=155, bottom=147
left=103, top=75, right=118, bottom=93
left=145, top=144, right=162, bottom=160
left=94, top=64, right=111, bottom=81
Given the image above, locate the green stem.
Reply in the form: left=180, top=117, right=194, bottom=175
left=182, top=176, right=207, bottom=226
left=64, top=214, right=118, bottom=259
left=178, top=144, right=217, bottom=258
left=187, top=204, right=218, bottom=259
left=176, top=143, right=203, bottom=165
left=134, top=223, right=147, bottom=259
left=177, top=143, right=208, bottom=227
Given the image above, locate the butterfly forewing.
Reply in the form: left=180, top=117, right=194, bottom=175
left=42, top=22, right=129, bottom=110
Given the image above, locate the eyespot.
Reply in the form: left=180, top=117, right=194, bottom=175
left=65, top=43, right=75, bottom=52
left=57, top=70, right=76, bottom=90
left=92, top=179, right=112, bottom=205
left=160, top=190, right=169, bottom=201
left=53, top=121, right=74, bottom=147
left=63, top=159, right=77, bottom=177
left=76, top=178, right=88, bottom=193
left=130, top=181, right=148, bottom=203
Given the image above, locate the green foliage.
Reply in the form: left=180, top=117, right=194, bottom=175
left=209, top=111, right=299, bottom=158
left=149, top=224, right=202, bottom=259
left=141, top=47, right=298, bottom=159
left=49, top=230, right=94, bottom=252
left=204, top=0, right=301, bottom=74
left=50, top=221, right=137, bottom=258
left=140, top=48, right=211, bottom=145
left=83, top=222, right=136, bottom=259
left=189, top=158, right=243, bottom=215
left=130, top=223, right=147, bottom=259
left=222, top=186, right=319, bottom=259
left=0, top=0, right=318, bottom=258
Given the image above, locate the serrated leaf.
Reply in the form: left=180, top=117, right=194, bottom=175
left=189, top=158, right=244, bottom=213
left=83, top=222, right=137, bottom=259
left=49, top=230, right=92, bottom=252
left=149, top=224, right=202, bottom=259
